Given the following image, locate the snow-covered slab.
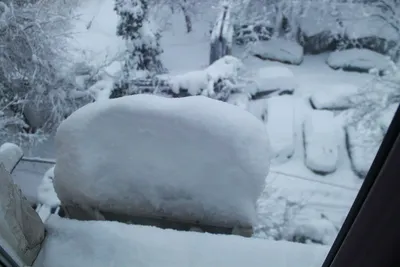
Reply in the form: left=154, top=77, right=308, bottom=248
left=54, top=95, right=270, bottom=228
left=266, top=96, right=295, bottom=164
left=303, top=110, right=340, bottom=174
left=251, top=39, right=304, bottom=65
left=250, top=66, right=298, bottom=96
left=346, top=120, right=384, bottom=178
left=309, top=83, right=360, bottom=110
left=34, top=216, right=329, bottom=267
left=0, top=143, right=23, bottom=173
left=327, top=49, right=392, bottom=73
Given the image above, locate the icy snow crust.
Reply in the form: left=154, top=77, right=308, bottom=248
left=54, top=95, right=270, bottom=227
left=34, top=216, right=329, bottom=267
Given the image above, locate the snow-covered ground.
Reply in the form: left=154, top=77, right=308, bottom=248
left=8, top=0, right=388, bottom=257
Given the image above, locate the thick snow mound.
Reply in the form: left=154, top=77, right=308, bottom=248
left=37, top=166, right=60, bottom=208
left=346, top=120, right=384, bottom=178
left=266, top=96, right=295, bottom=164
left=226, top=93, right=250, bottom=110
left=310, top=84, right=360, bottom=110
left=327, top=49, right=392, bottom=73
left=287, top=217, right=338, bottom=245
left=303, top=110, right=340, bottom=174
left=34, top=216, right=329, bottom=267
left=0, top=143, right=23, bottom=173
left=54, top=95, right=270, bottom=227
left=251, top=66, right=298, bottom=94
left=251, top=39, right=304, bottom=65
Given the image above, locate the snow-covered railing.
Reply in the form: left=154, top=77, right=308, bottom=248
left=209, top=2, right=233, bottom=65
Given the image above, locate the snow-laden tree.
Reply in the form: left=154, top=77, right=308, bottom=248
left=0, top=0, right=80, bottom=144
left=115, top=0, right=164, bottom=81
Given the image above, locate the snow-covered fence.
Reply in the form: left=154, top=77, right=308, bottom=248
left=209, top=3, right=233, bottom=65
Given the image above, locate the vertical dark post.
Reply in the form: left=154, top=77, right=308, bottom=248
left=209, top=3, right=233, bottom=65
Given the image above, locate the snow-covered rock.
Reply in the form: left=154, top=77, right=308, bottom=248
left=309, top=83, right=360, bottom=110
left=250, top=66, right=297, bottom=95
left=54, top=95, right=270, bottom=227
left=251, top=39, right=304, bottom=65
left=37, top=166, right=60, bottom=208
left=266, top=96, right=295, bottom=164
left=287, top=217, right=338, bottom=245
left=327, top=49, right=392, bottom=73
left=0, top=143, right=23, bottom=173
left=35, top=216, right=329, bottom=267
left=303, top=110, right=340, bottom=174
left=346, top=120, right=384, bottom=178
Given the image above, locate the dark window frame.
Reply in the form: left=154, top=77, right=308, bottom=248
left=322, top=104, right=400, bottom=267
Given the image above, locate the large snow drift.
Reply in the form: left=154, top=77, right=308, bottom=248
left=251, top=39, right=304, bottom=65
left=327, top=49, right=392, bottom=73
left=309, top=83, right=360, bottom=110
left=34, top=216, right=329, bottom=267
left=266, top=96, right=295, bottom=164
left=303, top=110, right=340, bottom=174
left=54, top=95, right=270, bottom=227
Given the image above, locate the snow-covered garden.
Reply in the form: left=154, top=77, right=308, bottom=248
left=1, top=0, right=400, bottom=262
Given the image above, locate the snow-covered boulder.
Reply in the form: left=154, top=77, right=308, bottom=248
left=251, top=39, right=304, bottom=65
left=266, top=96, right=295, bottom=164
left=54, top=95, right=270, bottom=228
left=346, top=120, right=384, bottom=178
left=309, top=84, right=360, bottom=110
left=303, top=110, right=340, bottom=174
left=250, top=66, right=297, bottom=96
left=0, top=143, right=23, bottom=173
left=327, top=49, right=392, bottom=73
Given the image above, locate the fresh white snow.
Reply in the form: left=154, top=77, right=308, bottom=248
left=251, top=39, right=304, bottom=65
left=310, top=83, right=360, bottom=110
left=34, top=216, right=329, bottom=267
left=54, top=95, right=270, bottom=227
left=303, top=110, right=340, bottom=174
left=266, top=96, right=295, bottom=164
left=0, top=143, right=23, bottom=173
left=327, top=49, right=392, bottom=73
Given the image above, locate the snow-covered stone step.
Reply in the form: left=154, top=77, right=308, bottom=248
left=303, top=110, right=340, bottom=174
left=345, top=120, right=384, bottom=178
left=266, top=95, right=295, bottom=164
left=309, top=83, right=359, bottom=110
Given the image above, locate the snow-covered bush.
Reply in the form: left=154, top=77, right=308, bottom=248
left=115, top=0, right=164, bottom=83
left=0, top=0, right=80, bottom=142
left=54, top=94, right=271, bottom=228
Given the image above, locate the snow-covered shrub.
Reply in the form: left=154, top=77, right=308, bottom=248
left=115, top=0, right=164, bottom=84
left=54, top=94, right=271, bottom=228
left=0, top=0, right=80, bottom=142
